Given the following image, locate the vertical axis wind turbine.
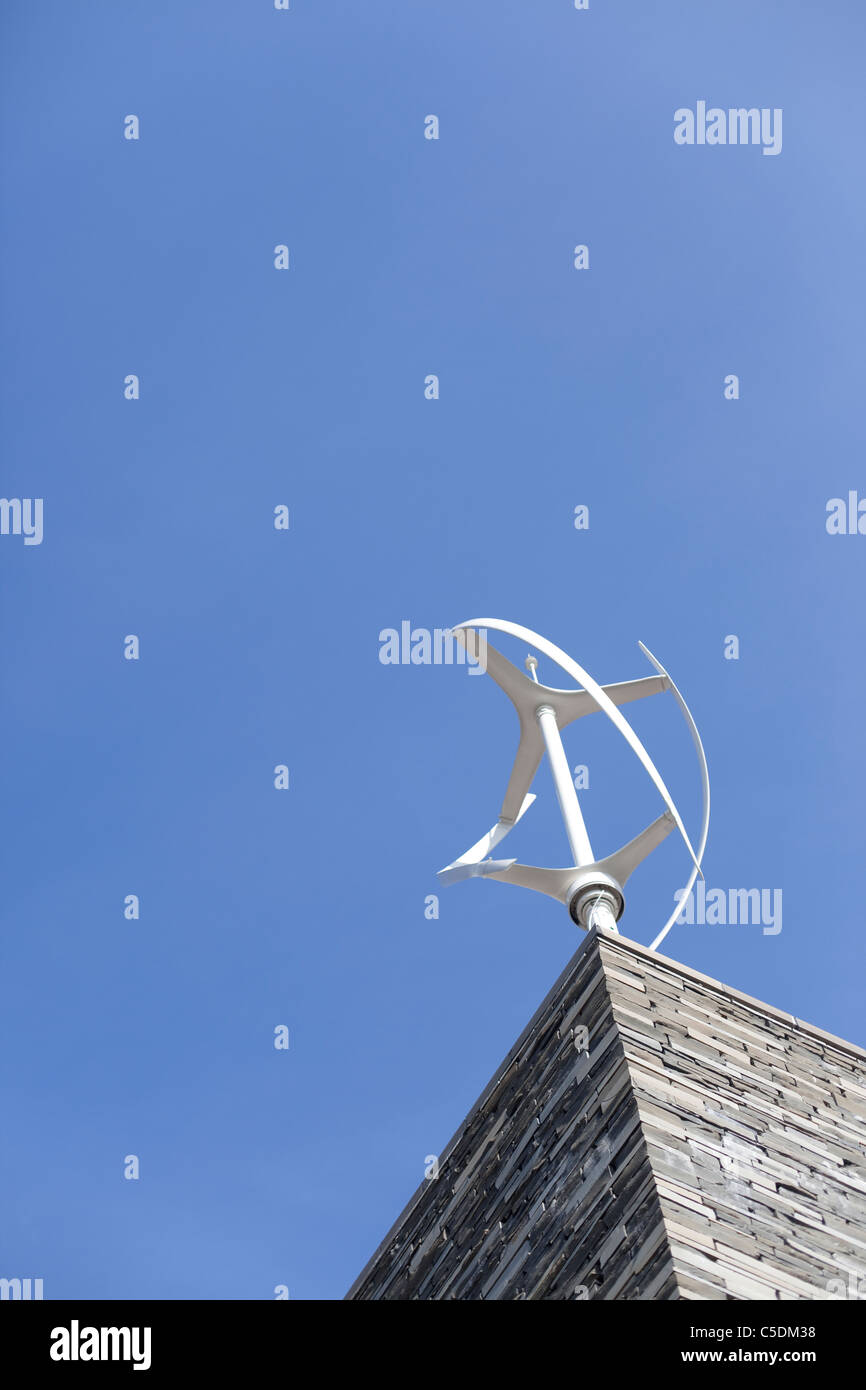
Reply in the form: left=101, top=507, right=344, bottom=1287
left=437, top=620, right=709, bottom=952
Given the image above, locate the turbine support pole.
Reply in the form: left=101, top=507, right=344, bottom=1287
left=535, top=704, right=594, bottom=868
left=526, top=654, right=619, bottom=933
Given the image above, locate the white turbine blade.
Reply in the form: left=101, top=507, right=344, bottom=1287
left=498, top=728, right=546, bottom=825
left=548, top=674, right=667, bottom=733
left=437, top=858, right=517, bottom=888
left=480, top=861, right=583, bottom=907
left=454, top=628, right=547, bottom=823
left=597, top=811, right=676, bottom=886
left=437, top=793, right=536, bottom=886
left=598, top=674, right=668, bottom=708
left=639, top=642, right=711, bottom=953
left=553, top=672, right=667, bottom=739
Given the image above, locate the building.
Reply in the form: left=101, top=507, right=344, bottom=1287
left=347, top=926, right=866, bottom=1300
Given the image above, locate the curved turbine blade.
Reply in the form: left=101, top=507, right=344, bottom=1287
left=638, top=642, right=711, bottom=953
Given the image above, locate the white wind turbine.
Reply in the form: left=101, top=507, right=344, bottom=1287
left=437, top=619, right=709, bottom=952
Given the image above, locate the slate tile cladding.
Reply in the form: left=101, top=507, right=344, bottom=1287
left=347, top=929, right=866, bottom=1301
left=608, top=937, right=866, bottom=1302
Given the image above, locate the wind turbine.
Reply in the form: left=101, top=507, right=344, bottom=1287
left=437, top=619, right=709, bottom=952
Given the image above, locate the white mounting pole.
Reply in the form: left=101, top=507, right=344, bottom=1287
left=526, top=651, right=595, bottom=868
left=535, top=704, right=595, bottom=866
left=528, top=657, right=618, bottom=933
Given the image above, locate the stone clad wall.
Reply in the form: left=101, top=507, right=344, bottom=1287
left=602, top=936, right=866, bottom=1301
left=347, top=929, right=866, bottom=1301
left=348, top=932, right=676, bottom=1300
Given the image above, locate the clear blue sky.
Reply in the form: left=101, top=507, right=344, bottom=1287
left=1, top=1, right=863, bottom=1301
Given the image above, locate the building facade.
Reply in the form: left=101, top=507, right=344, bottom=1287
left=347, top=928, right=866, bottom=1300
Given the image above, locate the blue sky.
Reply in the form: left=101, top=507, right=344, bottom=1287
left=1, top=0, right=863, bottom=1301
